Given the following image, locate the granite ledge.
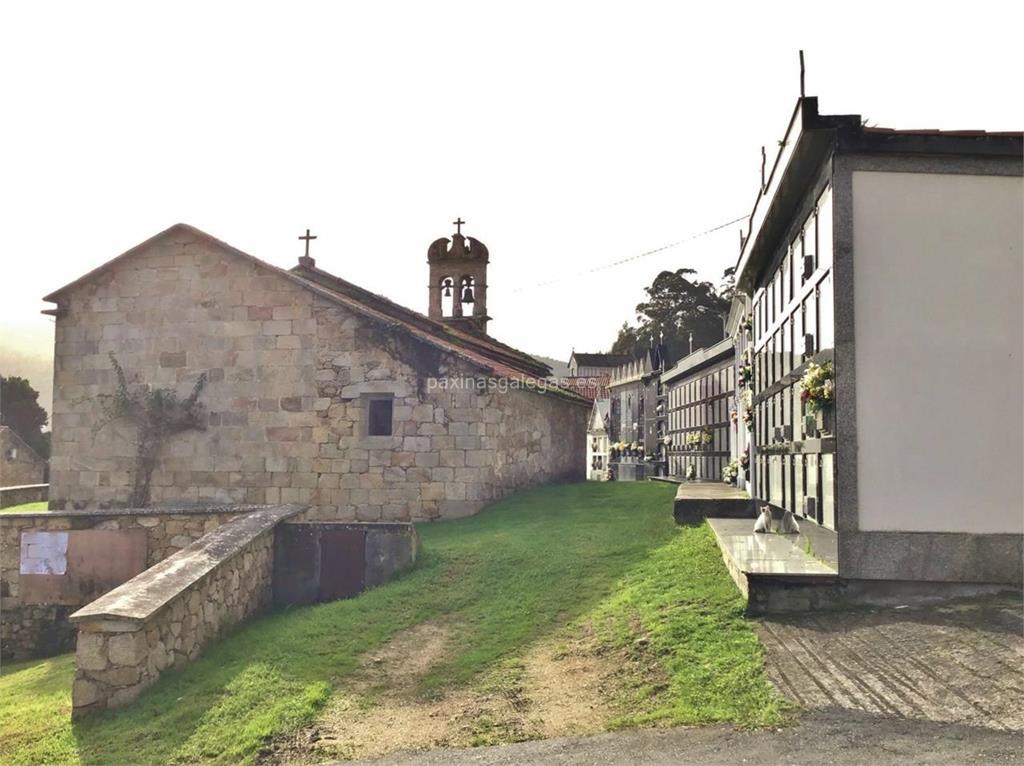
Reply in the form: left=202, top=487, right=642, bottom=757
left=70, top=505, right=307, bottom=624
left=0, top=503, right=272, bottom=520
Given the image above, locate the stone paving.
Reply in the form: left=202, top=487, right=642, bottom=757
left=757, top=594, right=1024, bottom=731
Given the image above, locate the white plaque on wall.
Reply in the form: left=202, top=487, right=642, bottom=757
left=20, top=531, right=69, bottom=575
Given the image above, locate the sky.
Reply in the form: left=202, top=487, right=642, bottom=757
left=2, top=0, right=1022, bottom=409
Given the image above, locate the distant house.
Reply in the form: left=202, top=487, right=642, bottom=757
left=730, top=94, right=1022, bottom=586
left=558, top=352, right=630, bottom=402
left=567, top=352, right=632, bottom=378
left=0, top=426, right=46, bottom=487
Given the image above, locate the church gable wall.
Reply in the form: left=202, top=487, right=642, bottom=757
left=49, top=230, right=320, bottom=510
left=49, top=230, right=586, bottom=519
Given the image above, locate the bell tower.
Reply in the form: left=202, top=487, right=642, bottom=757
left=427, top=218, right=490, bottom=335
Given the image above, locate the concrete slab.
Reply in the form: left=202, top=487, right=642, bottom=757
left=708, top=518, right=837, bottom=579
left=672, top=482, right=753, bottom=524
left=674, top=482, right=751, bottom=501
left=707, top=518, right=843, bottom=613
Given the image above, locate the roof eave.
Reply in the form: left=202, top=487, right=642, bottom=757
left=724, top=293, right=750, bottom=336
left=734, top=98, right=860, bottom=295
left=661, top=337, right=735, bottom=384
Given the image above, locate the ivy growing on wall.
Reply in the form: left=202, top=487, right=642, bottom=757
left=359, top=324, right=445, bottom=401
left=95, top=353, right=208, bottom=507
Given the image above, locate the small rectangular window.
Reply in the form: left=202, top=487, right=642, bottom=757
left=368, top=398, right=393, bottom=436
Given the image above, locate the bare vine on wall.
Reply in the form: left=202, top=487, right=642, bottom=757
left=94, top=353, right=208, bottom=507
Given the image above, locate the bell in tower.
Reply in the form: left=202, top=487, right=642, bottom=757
left=427, top=219, right=490, bottom=335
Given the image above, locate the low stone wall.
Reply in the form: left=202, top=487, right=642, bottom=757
left=1, top=506, right=258, bottom=659
left=70, top=505, right=304, bottom=716
left=0, top=483, right=48, bottom=508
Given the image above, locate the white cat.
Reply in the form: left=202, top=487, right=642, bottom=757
left=753, top=504, right=773, bottom=534
left=779, top=509, right=801, bottom=535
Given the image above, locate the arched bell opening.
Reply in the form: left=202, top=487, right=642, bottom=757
left=439, top=276, right=459, bottom=317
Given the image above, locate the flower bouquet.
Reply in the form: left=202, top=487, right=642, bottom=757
left=799, top=361, right=835, bottom=413
left=739, top=363, right=753, bottom=388
left=701, top=428, right=714, bottom=447
left=722, top=459, right=739, bottom=485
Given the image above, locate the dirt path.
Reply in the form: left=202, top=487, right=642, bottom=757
left=344, top=711, right=1024, bottom=766
left=273, top=596, right=1023, bottom=764
left=271, top=623, right=621, bottom=763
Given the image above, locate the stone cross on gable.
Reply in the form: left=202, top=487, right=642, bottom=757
left=299, top=229, right=317, bottom=257
left=298, top=229, right=317, bottom=269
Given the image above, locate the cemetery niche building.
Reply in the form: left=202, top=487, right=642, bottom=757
left=729, top=94, right=1023, bottom=589
left=606, top=345, right=668, bottom=480
left=662, top=338, right=735, bottom=483
left=42, top=222, right=589, bottom=521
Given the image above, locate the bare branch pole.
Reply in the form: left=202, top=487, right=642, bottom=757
left=800, top=49, right=806, bottom=97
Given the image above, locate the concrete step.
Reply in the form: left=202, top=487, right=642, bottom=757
left=707, top=517, right=840, bottom=614
left=673, top=481, right=753, bottom=524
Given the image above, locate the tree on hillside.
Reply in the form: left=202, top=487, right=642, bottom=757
left=0, top=375, right=50, bottom=458
left=719, top=266, right=737, bottom=303
left=610, top=268, right=730, bottom=363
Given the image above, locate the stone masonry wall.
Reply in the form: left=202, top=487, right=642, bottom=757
left=0, top=427, right=46, bottom=487
left=48, top=228, right=588, bottom=520
left=1, top=507, right=247, bottom=659
left=304, top=299, right=588, bottom=521
left=70, top=507, right=296, bottom=716
left=0, top=484, right=48, bottom=509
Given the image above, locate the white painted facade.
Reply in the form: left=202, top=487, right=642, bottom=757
left=852, top=170, right=1024, bottom=534
left=586, top=399, right=610, bottom=481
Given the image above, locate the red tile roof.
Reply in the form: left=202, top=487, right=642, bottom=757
left=559, top=376, right=610, bottom=401
left=292, top=263, right=552, bottom=379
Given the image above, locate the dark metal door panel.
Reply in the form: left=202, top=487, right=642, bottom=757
left=273, top=525, right=321, bottom=607
left=318, top=528, right=366, bottom=601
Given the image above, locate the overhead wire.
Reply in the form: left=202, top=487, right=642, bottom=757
left=510, top=214, right=747, bottom=293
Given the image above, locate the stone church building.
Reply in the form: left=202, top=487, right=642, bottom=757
left=43, top=223, right=588, bottom=520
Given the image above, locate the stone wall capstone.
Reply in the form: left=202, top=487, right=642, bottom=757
left=70, top=505, right=304, bottom=716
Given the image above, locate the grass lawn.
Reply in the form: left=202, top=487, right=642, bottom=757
left=0, top=482, right=784, bottom=765
left=0, top=501, right=49, bottom=513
